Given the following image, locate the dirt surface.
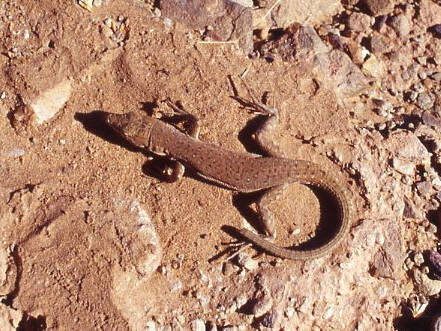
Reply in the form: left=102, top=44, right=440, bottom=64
left=2, top=0, right=441, bottom=330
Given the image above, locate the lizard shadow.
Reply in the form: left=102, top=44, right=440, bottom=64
left=74, top=110, right=141, bottom=153
left=75, top=107, right=179, bottom=181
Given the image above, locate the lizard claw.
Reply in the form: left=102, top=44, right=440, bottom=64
left=163, top=99, right=189, bottom=116
left=251, top=102, right=278, bottom=116
left=222, top=241, right=254, bottom=262
left=232, top=96, right=278, bottom=117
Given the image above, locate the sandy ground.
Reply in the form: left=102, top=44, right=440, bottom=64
left=1, top=0, right=441, bottom=330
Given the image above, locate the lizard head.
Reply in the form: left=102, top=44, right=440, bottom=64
left=106, top=111, right=155, bottom=147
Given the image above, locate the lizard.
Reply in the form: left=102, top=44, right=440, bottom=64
left=105, top=101, right=352, bottom=260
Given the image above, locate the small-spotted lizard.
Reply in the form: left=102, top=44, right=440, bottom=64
left=106, top=101, right=352, bottom=260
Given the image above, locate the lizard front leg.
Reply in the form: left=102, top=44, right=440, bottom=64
left=162, top=100, right=201, bottom=182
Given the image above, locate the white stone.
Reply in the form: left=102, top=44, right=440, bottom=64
left=30, top=79, right=72, bottom=124
left=392, top=158, right=415, bottom=176
left=191, top=319, right=205, bottom=331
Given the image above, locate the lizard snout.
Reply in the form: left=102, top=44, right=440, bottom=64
left=106, top=112, right=133, bottom=131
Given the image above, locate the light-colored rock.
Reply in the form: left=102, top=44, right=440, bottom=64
left=0, top=247, right=17, bottom=297
left=414, top=252, right=425, bottom=266
left=389, top=14, right=411, bottom=38
left=0, top=304, right=22, bottom=331
left=391, top=158, right=415, bottom=176
left=191, top=319, right=205, bottom=331
left=254, top=0, right=342, bottom=30
left=169, top=278, right=182, bottom=292
left=362, top=55, right=385, bottom=78
left=416, top=92, right=435, bottom=110
left=146, top=320, right=156, bottom=330
left=413, top=269, right=441, bottom=296
left=370, top=218, right=405, bottom=278
left=110, top=198, right=162, bottom=331
left=347, top=12, right=371, bottom=33
left=250, top=289, right=273, bottom=317
left=384, top=131, right=431, bottom=164
left=419, top=0, right=441, bottom=27
left=236, top=252, right=258, bottom=271
left=3, top=149, right=26, bottom=158
left=230, top=0, right=252, bottom=7
left=316, top=49, right=371, bottom=99
left=160, top=0, right=253, bottom=52
left=432, top=313, right=441, bottom=331
left=30, top=79, right=72, bottom=124
left=260, top=25, right=370, bottom=100
left=362, top=0, right=396, bottom=16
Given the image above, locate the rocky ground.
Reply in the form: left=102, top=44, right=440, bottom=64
left=1, top=0, right=441, bottom=330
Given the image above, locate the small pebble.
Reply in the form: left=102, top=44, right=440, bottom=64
left=169, top=278, right=182, bottom=292
left=413, top=82, right=424, bottom=93
left=428, top=223, right=438, bottom=234
left=377, top=123, right=387, bottom=130
left=432, top=313, right=441, bottom=331
left=419, top=71, right=427, bottom=80
left=431, top=72, right=441, bottom=82
left=260, top=310, right=278, bottom=328
left=222, top=262, right=235, bottom=276
left=405, top=257, right=414, bottom=270
left=250, top=290, right=273, bottom=317
left=191, top=319, right=205, bottom=331
left=430, top=24, right=441, bottom=38
left=416, top=181, right=433, bottom=196
left=285, top=306, right=295, bottom=318
left=104, top=18, right=113, bottom=28
left=429, top=250, right=441, bottom=280
left=153, top=7, right=161, bottom=17
left=414, top=252, right=425, bottom=267
left=163, top=18, right=173, bottom=30
left=407, top=91, right=418, bottom=101
left=416, top=57, right=427, bottom=66
left=0, top=91, right=5, bottom=99
left=377, top=109, right=388, bottom=117
left=236, top=252, right=258, bottom=271
left=433, top=177, right=441, bottom=188
left=416, top=93, right=435, bottom=110
left=407, top=293, right=429, bottom=318
left=389, top=14, right=410, bottom=38
left=5, top=149, right=26, bottom=158
left=145, top=321, right=156, bottom=330
left=392, top=158, right=415, bottom=176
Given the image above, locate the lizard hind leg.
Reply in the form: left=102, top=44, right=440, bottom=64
left=253, top=111, right=286, bottom=158
left=238, top=99, right=286, bottom=158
